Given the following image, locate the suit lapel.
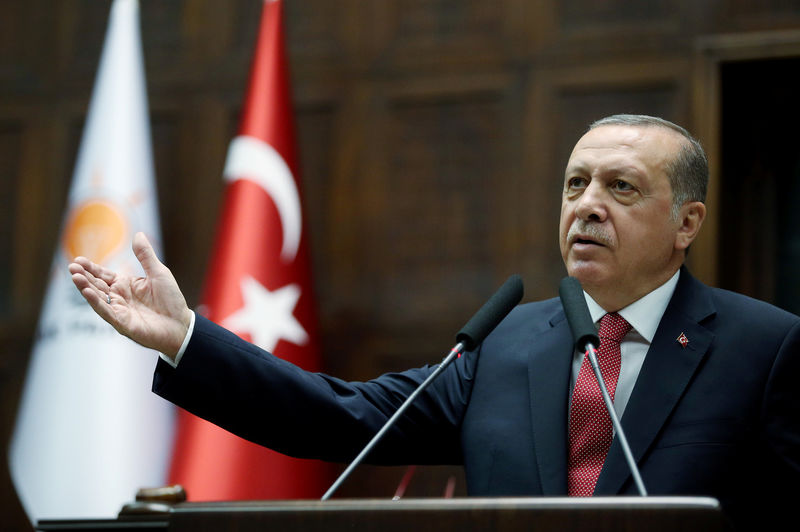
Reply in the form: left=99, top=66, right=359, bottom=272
left=527, top=309, right=574, bottom=495
left=594, top=269, right=716, bottom=495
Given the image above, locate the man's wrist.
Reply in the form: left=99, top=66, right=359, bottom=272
left=159, top=310, right=195, bottom=368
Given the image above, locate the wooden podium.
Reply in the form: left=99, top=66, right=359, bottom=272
left=37, top=496, right=727, bottom=531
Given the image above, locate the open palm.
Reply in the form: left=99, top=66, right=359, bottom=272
left=69, top=232, right=192, bottom=358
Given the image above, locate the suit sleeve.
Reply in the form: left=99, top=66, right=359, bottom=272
left=761, top=319, right=800, bottom=494
left=153, top=315, right=477, bottom=465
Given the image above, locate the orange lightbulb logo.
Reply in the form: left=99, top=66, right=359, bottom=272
left=63, top=200, right=127, bottom=265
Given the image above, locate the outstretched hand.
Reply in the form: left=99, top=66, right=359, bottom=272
left=69, top=232, right=193, bottom=359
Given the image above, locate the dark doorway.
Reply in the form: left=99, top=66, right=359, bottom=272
left=719, top=56, right=800, bottom=315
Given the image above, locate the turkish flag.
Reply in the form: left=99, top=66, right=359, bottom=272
left=168, top=0, right=331, bottom=500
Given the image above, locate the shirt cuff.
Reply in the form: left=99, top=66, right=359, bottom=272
left=158, top=310, right=196, bottom=368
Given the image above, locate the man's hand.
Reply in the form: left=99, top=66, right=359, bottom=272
left=69, top=232, right=193, bottom=359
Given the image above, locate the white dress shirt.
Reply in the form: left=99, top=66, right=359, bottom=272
left=570, top=269, right=681, bottom=419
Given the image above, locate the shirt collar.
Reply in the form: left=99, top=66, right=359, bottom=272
left=583, top=269, right=680, bottom=342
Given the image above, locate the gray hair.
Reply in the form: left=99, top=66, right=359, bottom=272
left=589, top=114, right=708, bottom=219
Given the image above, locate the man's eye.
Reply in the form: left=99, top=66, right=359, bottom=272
left=612, top=180, right=634, bottom=192
left=567, top=177, right=587, bottom=189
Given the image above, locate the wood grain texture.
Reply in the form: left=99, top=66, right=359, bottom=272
left=2, top=1, right=800, bottom=526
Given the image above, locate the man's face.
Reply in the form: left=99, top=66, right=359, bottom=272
left=558, top=124, right=687, bottom=310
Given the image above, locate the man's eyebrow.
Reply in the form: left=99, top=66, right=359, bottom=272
left=564, top=162, right=589, bottom=175
left=605, top=163, right=645, bottom=178
left=565, top=162, right=645, bottom=179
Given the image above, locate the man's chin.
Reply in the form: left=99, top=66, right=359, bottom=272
left=565, top=261, right=610, bottom=288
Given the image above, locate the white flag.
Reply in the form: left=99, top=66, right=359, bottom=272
left=9, top=0, right=174, bottom=522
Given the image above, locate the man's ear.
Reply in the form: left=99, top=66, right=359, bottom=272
left=675, top=201, right=706, bottom=251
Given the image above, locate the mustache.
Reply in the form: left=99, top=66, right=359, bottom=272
left=567, top=221, right=613, bottom=247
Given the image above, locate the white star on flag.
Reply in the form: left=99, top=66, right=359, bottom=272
left=223, top=275, right=308, bottom=352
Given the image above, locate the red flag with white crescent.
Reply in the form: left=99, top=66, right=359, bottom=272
left=167, top=0, right=331, bottom=500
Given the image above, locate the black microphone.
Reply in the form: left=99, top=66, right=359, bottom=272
left=558, top=276, right=599, bottom=352
left=457, top=274, right=524, bottom=350
left=321, top=274, right=524, bottom=500
left=558, top=276, right=648, bottom=496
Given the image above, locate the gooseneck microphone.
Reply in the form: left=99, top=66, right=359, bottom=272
left=456, top=274, right=524, bottom=350
left=558, top=276, right=647, bottom=496
left=558, top=277, right=600, bottom=352
left=321, top=274, right=524, bottom=501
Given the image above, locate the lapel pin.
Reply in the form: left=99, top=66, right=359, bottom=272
left=676, top=332, right=689, bottom=348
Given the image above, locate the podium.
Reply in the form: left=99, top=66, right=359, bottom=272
left=37, top=496, right=726, bottom=531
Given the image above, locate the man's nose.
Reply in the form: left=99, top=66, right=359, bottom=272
left=574, top=181, right=608, bottom=222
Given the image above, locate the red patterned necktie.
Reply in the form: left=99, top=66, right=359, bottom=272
left=567, top=312, right=631, bottom=496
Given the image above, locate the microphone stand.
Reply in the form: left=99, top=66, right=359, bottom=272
left=321, top=342, right=465, bottom=501
left=583, top=341, right=648, bottom=496
left=560, top=276, right=648, bottom=497
left=320, top=274, right=523, bottom=501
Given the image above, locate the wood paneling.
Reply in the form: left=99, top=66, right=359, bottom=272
left=0, top=121, right=22, bottom=316
left=373, top=0, right=513, bottom=67
left=3, top=0, right=800, bottom=526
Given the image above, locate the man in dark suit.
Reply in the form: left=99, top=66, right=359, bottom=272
left=70, top=115, right=799, bottom=529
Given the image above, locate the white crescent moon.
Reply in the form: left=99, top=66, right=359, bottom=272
left=223, top=135, right=301, bottom=262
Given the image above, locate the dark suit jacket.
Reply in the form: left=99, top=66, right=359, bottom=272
left=154, top=268, right=800, bottom=529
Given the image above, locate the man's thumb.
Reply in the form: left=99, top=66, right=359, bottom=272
left=132, top=232, right=162, bottom=276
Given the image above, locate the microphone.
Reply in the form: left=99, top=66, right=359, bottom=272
left=457, top=274, right=524, bottom=350
left=558, top=277, right=599, bottom=353
left=558, top=276, right=648, bottom=496
left=321, top=274, right=524, bottom=500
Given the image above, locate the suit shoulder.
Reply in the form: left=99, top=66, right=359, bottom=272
left=708, top=286, right=800, bottom=327
left=698, top=286, right=800, bottom=346
left=489, top=296, right=562, bottom=336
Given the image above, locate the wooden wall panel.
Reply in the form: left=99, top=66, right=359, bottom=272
left=150, top=111, right=191, bottom=267
left=711, top=0, right=800, bottom=31
left=560, top=0, right=676, bottom=28
left=546, top=0, right=688, bottom=61
left=314, top=73, right=527, bottom=380
left=369, top=92, right=503, bottom=326
left=373, top=0, right=513, bottom=67
left=0, top=121, right=22, bottom=316
left=294, top=103, right=340, bottom=371
left=3, top=0, right=800, bottom=525
left=0, top=1, right=52, bottom=86
left=284, top=0, right=356, bottom=66
left=0, top=323, right=30, bottom=531
left=148, top=99, right=233, bottom=302
left=58, top=2, right=108, bottom=82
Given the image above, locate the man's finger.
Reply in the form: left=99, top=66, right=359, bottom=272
left=70, top=265, right=100, bottom=294
left=72, top=256, right=116, bottom=285
left=79, top=285, right=118, bottom=326
left=132, top=232, right=163, bottom=277
left=71, top=262, right=111, bottom=295
left=71, top=270, right=113, bottom=314
left=71, top=270, right=91, bottom=293
left=71, top=272, right=111, bottom=311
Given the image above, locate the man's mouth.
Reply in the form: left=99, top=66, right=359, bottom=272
left=566, top=223, right=612, bottom=248
left=573, top=236, right=604, bottom=247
